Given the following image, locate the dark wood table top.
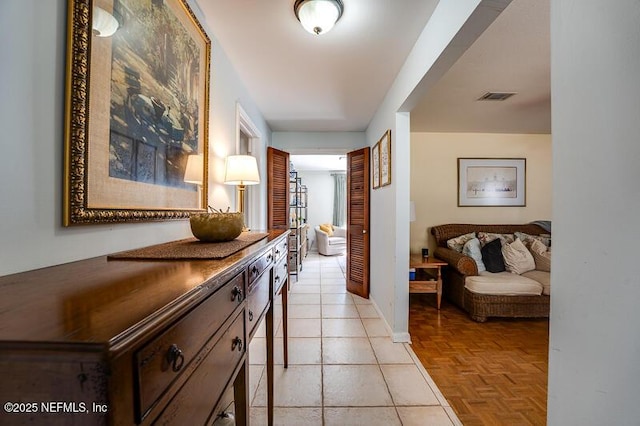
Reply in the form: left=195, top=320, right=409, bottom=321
left=0, top=230, right=288, bottom=351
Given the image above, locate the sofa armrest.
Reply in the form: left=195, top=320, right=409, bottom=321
left=434, top=247, right=478, bottom=276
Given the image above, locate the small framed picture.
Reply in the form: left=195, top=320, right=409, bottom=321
left=372, top=142, right=380, bottom=189
left=379, top=130, right=391, bottom=187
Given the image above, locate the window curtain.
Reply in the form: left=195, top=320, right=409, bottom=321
left=333, top=173, right=346, bottom=227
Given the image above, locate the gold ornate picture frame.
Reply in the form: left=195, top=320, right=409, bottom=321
left=63, top=0, right=211, bottom=225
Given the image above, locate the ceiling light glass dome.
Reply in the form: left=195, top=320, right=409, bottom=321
left=294, top=0, right=344, bottom=35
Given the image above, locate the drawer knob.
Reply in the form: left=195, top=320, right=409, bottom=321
left=167, top=344, right=185, bottom=372
left=232, top=337, right=243, bottom=352
left=251, top=266, right=259, bottom=275
left=275, top=275, right=280, bottom=283
left=231, top=286, right=243, bottom=302
left=267, top=254, right=273, bottom=262
left=248, top=310, right=254, bottom=321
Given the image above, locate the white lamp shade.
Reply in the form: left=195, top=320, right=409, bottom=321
left=184, top=154, right=204, bottom=185
left=295, top=0, right=342, bottom=35
left=410, top=201, right=416, bottom=222
left=93, top=6, right=119, bottom=38
left=224, top=155, right=260, bottom=185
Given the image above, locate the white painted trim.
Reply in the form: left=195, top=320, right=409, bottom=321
left=367, top=297, right=411, bottom=343
left=286, top=147, right=350, bottom=155
left=393, top=332, right=411, bottom=343
left=235, top=102, right=263, bottom=229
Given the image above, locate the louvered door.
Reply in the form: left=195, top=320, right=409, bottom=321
left=346, top=147, right=370, bottom=298
left=267, top=147, right=290, bottom=229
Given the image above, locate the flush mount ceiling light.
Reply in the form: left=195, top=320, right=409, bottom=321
left=294, top=0, right=344, bottom=35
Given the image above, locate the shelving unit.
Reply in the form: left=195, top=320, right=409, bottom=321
left=288, top=171, right=308, bottom=279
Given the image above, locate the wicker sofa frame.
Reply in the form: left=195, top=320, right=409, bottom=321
left=431, top=223, right=550, bottom=322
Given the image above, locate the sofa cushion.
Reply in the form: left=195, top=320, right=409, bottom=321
left=481, top=238, right=506, bottom=273
left=462, top=238, right=486, bottom=273
left=327, top=236, right=346, bottom=246
left=515, top=231, right=551, bottom=248
left=529, top=239, right=551, bottom=272
left=465, top=271, right=543, bottom=296
left=521, top=270, right=551, bottom=295
left=446, top=232, right=476, bottom=252
left=477, top=232, right=515, bottom=247
left=502, top=238, right=536, bottom=275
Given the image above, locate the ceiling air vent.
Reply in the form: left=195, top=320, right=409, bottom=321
left=477, top=92, right=516, bottom=101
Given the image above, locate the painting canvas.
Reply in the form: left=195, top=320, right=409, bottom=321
left=64, top=0, right=211, bottom=225
left=458, top=158, right=526, bottom=206
left=379, top=130, right=391, bottom=187
left=372, top=142, right=380, bottom=189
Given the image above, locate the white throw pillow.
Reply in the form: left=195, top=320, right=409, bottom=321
left=502, top=238, right=536, bottom=275
left=462, top=238, right=486, bottom=272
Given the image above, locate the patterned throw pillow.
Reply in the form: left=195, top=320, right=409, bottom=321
left=477, top=232, right=515, bottom=247
left=515, top=232, right=551, bottom=248
left=502, top=238, right=536, bottom=274
left=446, top=232, right=476, bottom=252
left=462, top=238, right=486, bottom=272
left=480, top=238, right=506, bottom=273
left=529, top=239, right=551, bottom=272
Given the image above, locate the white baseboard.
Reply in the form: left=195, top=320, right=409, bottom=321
left=392, top=331, right=411, bottom=343
left=368, top=298, right=411, bottom=343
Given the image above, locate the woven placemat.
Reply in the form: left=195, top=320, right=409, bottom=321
left=108, top=232, right=269, bottom=260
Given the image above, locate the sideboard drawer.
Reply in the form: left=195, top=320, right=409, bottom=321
left=247, top=271, right=270, bottom=338
left=154, top=311, right=246, bottom=425
left=273, top=257, right=288, bottom=296
left=247, top=274, right=270, bottom=336
left=274, top=238, right=288, bottom=262
left=135, top=272, right=245, bottom=421
left=248, top=249, right=274, bottom=287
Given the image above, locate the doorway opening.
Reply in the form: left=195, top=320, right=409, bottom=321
left=289, top=154, right=347, bottom=253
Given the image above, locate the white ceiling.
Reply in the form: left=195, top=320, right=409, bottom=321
left=194, top=0, right=550, bottom=134
left=411, top=0, right=550, bottom=133
left=195, top=0, right=439, bottom=131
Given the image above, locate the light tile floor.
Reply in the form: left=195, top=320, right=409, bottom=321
left=248, top=252, right=461, bottom=425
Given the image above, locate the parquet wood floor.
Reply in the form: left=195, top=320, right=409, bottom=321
left=409, top=294, right=549, bottom=426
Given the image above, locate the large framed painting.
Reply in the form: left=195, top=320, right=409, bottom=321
left=64, top=0, right=211, bottom=225
left=458, top=158, right=526, bottom=207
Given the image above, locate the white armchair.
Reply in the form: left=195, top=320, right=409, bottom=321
left=314, top=225, right=346, bottom=256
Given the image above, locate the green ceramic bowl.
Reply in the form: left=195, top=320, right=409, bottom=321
left=189, top=212, right=244, bottom=242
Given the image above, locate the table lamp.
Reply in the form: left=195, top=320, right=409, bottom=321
left=224, top=155, right=260, bottom=219
left=184, top=154, right=204, bottom=208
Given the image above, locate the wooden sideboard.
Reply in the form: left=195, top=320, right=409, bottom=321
left=0, top=230, right=289, bottom=425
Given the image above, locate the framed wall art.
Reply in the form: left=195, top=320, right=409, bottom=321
left=63, top=0, right=211, bottom=225
left=379, top=130, right=391, bottom=187
left=457, top=158, right=526, bottom=207
left=372, top=141, right=380, bottom=189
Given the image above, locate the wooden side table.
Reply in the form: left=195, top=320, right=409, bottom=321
left=409, top=255, right=448, bottom=309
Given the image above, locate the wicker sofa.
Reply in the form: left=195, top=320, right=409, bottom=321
left=431, top=223, right=551, bottom=322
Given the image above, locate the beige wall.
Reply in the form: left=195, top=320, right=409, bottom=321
left=410, top=132, right=552, bottom=255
